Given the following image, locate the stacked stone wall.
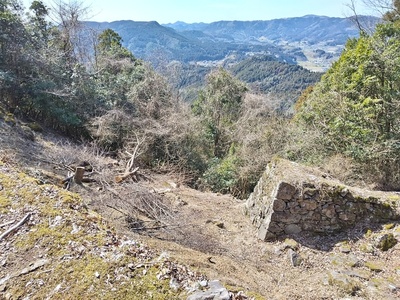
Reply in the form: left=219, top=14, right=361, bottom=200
left=244, top=159, right=400, bottom=241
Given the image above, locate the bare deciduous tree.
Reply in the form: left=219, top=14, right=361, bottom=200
left=49, top=0, right=91, bottom=66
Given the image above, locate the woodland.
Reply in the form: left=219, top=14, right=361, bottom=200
left=2, top=0, right=400, bottom=199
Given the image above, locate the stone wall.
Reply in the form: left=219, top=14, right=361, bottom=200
left=244, top=159, right=400, bottom=241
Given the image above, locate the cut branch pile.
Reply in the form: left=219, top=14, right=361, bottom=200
left=115, top=135, right=146, bottom=183
left=106, top=183, right=175, bottom=233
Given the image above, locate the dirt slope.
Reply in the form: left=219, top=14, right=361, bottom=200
left=132, top=176, right=400, bottom=299
left=1, top=118, right=400, bottom=299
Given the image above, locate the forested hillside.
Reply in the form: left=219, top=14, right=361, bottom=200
left=292, top=0, right=400, bottom=190
left=1, top=0, right=277, bottom=197
left=229, top=55, right=322, bottom=110
left=2, top=0, right=400, bottom=197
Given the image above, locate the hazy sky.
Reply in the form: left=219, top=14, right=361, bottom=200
left=22, top=0, right=375, bottom=24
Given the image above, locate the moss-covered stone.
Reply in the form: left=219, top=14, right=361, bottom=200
left=375, top=233, right=397, bottom=251
left=365, top=261, right=384, bottom=272
left=284, top=238, right=299, bottom=250
left=26, top=122, right=43, bottom=132
left=4, top=113, right=16, bottom=126
left=327, top=271, right=362, bottom=295
left=383, top=223, right=395, bottom=230
left=359, top=243, right=374, bottom=253
left=336, top=241, right=351, bottom=253
left=330, top=253, right=360, bottom=268
left=365, top=229, right=373, bottom=237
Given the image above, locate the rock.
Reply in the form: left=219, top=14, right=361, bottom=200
left=383, top=223, right=395, bottom=230
left=170, top=277, right=180, bottom=290
left=368, top=278, right=399, bottom=293
left=216, top=222, right=224, bottom=229
left=359, top=243, right=374, bottom=253
left=199, top=280, right=208, bottom=287
left=303, top=200, right=318, bottom=210
left=276, top=182, right=297, bottom=200
left=167, top=181, right=179, bottom=189
left=288, top=249, right=302, bottom=267
left=388, top=283, right=399, bottom=293
left=207, top=220, right=225, bottom=229
left=284, top=224, right=302, bottom=235
left=49, top=216, right=63, bottom=228
left=375, top=233, right=397, bottom=251
left=273, top=199, right=286, bottom=211
left=174, top=196, right=188, bottom=207
left=283, top=238, right=299, bottom=250
left=339, top=246, right=351, bottom=253
left=336, top=241, right=351, bottom=253
left=338, top=212, right=356, bottom=222
left=187, top=280, right=230, bottom=300
left=327, top=270, right=361, bottom=294
left=394, top=227, right=400, bottom=240
left=330, top=254, right=361, bottom=268
left=4, top=292, right=13, bottom=300
left=340, top=188, right=349, bottom=197
left=342, top=269, right=371, bottom=280
left=365, top=261, right=384, bottom=272
left=71, top=223, right=80, bottom=234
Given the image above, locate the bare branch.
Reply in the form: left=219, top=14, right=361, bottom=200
left=346, top=0, right=367, bottom=33
left=0, top=213, right=31, bottom=241
left=0, top=220, right=15, bottom=228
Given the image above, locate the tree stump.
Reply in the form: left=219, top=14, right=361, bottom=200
left=74, top=167, right=85, bottom=184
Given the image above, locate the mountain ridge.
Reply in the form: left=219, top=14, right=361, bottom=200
left=86, top=15, right=379, bottom=72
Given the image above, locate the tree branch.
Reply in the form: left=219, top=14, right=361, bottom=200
left=0, top=213, right=31, bottom=241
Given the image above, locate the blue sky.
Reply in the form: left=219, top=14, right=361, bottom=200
left=22, top=0, right=375, bottom=24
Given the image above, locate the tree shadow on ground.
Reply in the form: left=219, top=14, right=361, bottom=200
left=278, top=219, right=399, bottom=252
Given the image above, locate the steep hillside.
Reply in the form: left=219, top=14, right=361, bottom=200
left=0, top=109, right=258, bottom=299
left=1, top=101, right=400, bottom=300
left=0, top=118, right=208, bottom=299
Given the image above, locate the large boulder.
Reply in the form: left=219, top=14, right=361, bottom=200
left=244, top=159, right=400, bottom=241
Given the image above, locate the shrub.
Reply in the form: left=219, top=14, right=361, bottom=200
left=201, top=146, right=239, bottom=194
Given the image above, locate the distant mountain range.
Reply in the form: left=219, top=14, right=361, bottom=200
left=86, top=15, right=379, bottom=72
left=85, top=15, right=380, bottom=107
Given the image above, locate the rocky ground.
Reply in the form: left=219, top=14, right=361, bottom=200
left=1, top=118, right=400, bottom=299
